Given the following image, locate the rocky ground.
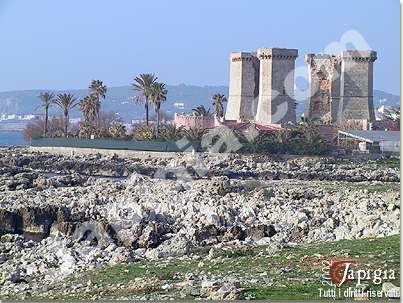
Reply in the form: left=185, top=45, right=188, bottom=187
left=0, top=148, right=400, bottom=300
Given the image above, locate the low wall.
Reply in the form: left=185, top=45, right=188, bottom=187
left=29, top=138, right=202, bottom=158
left=30, top=138, right=187, bottom=152
left=29, top=146, right=180, bottom=159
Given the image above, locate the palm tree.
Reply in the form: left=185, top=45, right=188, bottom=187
left=53, top=93, right=78, bottom=137
left=159, top=124, right=184, bottom=141
left=192, top=105, right=212, bottom=117
left=109, top=122, right=126, bottom=138
left=131, top=73, right=158, bottom=126
left=150, top=82, right=167, bottom=136
left=79, top=95, right=98, bottom=123
left=38, top=92, right=54, bottom=137
left=184, top=127, right=208, bottom=141
left=88, top=80, right=107, bottom=122
left=212, top=94, right=227, bottom=119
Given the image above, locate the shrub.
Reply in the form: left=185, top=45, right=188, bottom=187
left=159, top=124, right=184, bottom=141
left=132, top=124, right=156, bottom=141
left=200, top=126, right=242, bottom=153
left=94, top=127, right=110, bottom=138
left=236, top=124, right=330, bottom=156
left=239, top=131, right=277, bottom=154
left=183, top=127, right=208, bottom=142
left=79, top=121, right=97, bottom=139
left=23, top=116, right=66, bottom=140
left=288, top=124, right=330, bottom=155
left=109, top=122, right=127, bottom=139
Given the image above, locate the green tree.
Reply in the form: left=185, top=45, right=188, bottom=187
left=132, top=73, right=158, bottom=126
left=79, top=95, right=98, bottom=124
left=212, top=94, right=227, bottom=119
left=109, top=122, right=126, bottom=138
left=159, top=124, right=184, bottom=141
left=132, top=124, right=156, bottom=141
left=88, top=80, right=107, bottom=122
left=150, top=82, right=167, bottom=136
left=79, top=121, right=96, bottom=139
left=38, top=92, right=54, bottom=137
left=53, top=93, right=78, bottom=137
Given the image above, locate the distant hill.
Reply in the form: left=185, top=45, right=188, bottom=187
left=0, top=85, right=398, bottom=122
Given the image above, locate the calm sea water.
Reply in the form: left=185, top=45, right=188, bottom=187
left=0, top=131, right=27, bottom=147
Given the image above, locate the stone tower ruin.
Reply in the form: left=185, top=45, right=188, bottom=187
left=225, top=52, right=260, bottom=121
left=305, top=54, right=341, bottom=123
left=226, top=48, right=298, bottom=124
left=305, top=50, right=377, bottom=123
left=255, top=48, right=298, bottom=124
left=338, top=50, right=377, bottom=122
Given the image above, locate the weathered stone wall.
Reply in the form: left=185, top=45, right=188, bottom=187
left=226, top=48, right=376, bottom=126
left=338, top=50, right=377, bottom=122
left=305, top=54, right=341, bottom=123
left=225, top=52, right=260, bottom=121
left=330, top=62, right=342, bottom=122
left=255, top=48, right=298, bottom=124
left=305, top=50, right=377, bottom=124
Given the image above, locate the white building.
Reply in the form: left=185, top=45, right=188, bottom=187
left=338, top=130, right=400, bottom=153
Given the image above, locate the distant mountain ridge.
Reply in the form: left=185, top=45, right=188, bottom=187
left=0, top=85, right=399, bottom=122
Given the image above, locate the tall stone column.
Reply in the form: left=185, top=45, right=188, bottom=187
left=255, top=48, right=298, bottom=124
left=338, top=50, right=377, bottom=122
left=225, top=52, right=260, bottom=121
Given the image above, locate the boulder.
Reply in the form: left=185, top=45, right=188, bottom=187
left=138, top=223, right=167, bottom=249
left=146, top=234, right=192, bottom=259
left=247, top=224, right=276, bottom=241
left=223, top=225, right=246, bottom=241
left=0, top=209, right=22, bottom=235
left=19, top=206, right=57, bottom=240
left=288, top=226, right=307, bottom=243
left=193, top=225, right=224, bottom=244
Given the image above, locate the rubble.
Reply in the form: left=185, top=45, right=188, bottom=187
left=0, top=148, right=400, bottom=299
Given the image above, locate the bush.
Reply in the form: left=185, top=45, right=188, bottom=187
left=132, top=124, right=156, bottom=141
left=79, top=121, right=97, bottom=139
left=159, top=124, right=184, bottom=141
left=237, top=124, right=330, bottom=155
left=78, top=122, right=110, bottom=139
left=109, top=122, right=127, bottom=139
left=124, top=122, right=331, bottom=156
left=94, top=127, right=110, bottom=138
left=183, top=127, right=208, bottom=142
left=200, top=127, right=242, bottom=153
left=288, top=124, right=330, bottom=155
left=23, top=116, right=66, bottom=140
left=78, top=111, right=123, bottom=139
left=238, top=131, right=278, bottom=154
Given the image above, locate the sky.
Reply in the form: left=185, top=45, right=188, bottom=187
left=0, top=0, right=400, bottom=94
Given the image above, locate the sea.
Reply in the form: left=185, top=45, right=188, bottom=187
left=0, top=131, right=27, bottom=147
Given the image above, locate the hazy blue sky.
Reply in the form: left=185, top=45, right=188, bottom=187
left=0, top=0, right=399, bottom=94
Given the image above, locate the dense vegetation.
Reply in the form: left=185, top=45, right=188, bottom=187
left=25, top=74, right=331, bottom=155
left=24, top=76, right=167, bottom=141
left=113, top=121, right=330, bottom=155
